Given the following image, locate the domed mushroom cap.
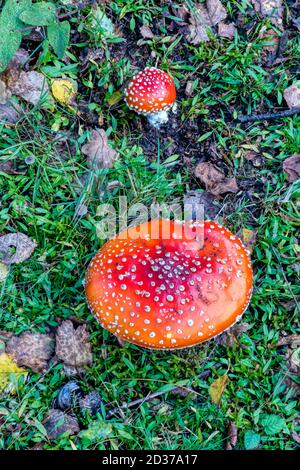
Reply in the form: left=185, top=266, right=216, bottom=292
left=124, top=67, right=176, bottom=115
left=85, top=220, right=253, bottom=349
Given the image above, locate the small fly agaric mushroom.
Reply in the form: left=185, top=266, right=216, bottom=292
left=124, top=67, right=176, bottom=128
left=85, top=220, right=253, bottom=349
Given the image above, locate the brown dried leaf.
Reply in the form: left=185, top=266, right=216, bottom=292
left=0, top=232, right=37, bottom=265
left=209, top=374, right=228, bottom=404
left=195, top=162, right=238, bottom=196
left=240, top=228, right=257, bottom=254
left=251, top=0, right=283, bottom=28
left=0, top=101, right=23, bottom=124
left=283, top=155, right=300, bottom=182
left=188, top=0, right=227, bottom=44
left=8, top=71, right=50, bottom=106
left=0, top=80, right=11, bottom=104
left=139, top=25, right=155, bottom=39
left=207, top=0, right=227, bottom=25
left=218, top=21, right=236, bottom=39
left=276, top=334, right=300, bottom=348
left=81, top=128, right=118, bottom=170
left=283, top=81, right=300, bottom=109
left=188, top=4, right=211, bottom=43
left=44, top=409, right=79, bottom=440
left=55, top=320, right=93, bottom=369
left=226, top=422, right=238, bottom=450
left=6, top=332, right=54, bottom=373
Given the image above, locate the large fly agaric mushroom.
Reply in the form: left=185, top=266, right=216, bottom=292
left=85, top=220, right=253, bottom=349
left=124, top=67, right=176, bottom=128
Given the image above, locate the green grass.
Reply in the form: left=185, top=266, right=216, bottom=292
left=0, top=0, right=299, bottom=450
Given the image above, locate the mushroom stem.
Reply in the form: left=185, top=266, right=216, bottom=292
left=147, top=110, right=169, bottom=128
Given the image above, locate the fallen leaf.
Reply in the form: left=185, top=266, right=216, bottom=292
left=195, top=162, right=238, bottom=196
left=185, top=81, right=194, bottom=97
left=188, top=4, right=211, bottom=43
left=209, top=374, right=228, bottom=404
left=0, top=101, right=23, bottom=123
left=239, top=228, right=257, bottom=253
left=6, top=332, right=54, bottom=373
left=206, top=0, right=227, bottom=25
left=82, top=128, right=118, bottom=170
left=0, top=353, right=27, bottom=393
left=0, top=232, right=37, bottom=265
left=226, top=422, right=238, bottom=450
left=0, top=79, right=11, bottom=104
left=276, top=334, right=300, bottom=348
left=79, top=391, right=102, bottom=414
left=74, top=202, right=88, bottom=218
left=51, top=78, right=77, bottom=105
left=79, top=421, right=112, bottom=443
left=44, top=409, right=80, bottom=440
left=171, top=386, right=197, bottom=399
left=188, top=0, right=227, bottom=44
left=89, top=5, right=114, bottom=34
left=251, top=0, right=283, bottom=28
left=8, top=71, right=50, bottom=106
left=283, top=155, right=300, bottom=182
left=55, top=320, right=93, bottom=370
left=0, top=262, right=9, bottom=282
left=218, top=21, right=236, bottom=39
left=219, top=322, right=252, bottom=347
left=53, top=381, right=82, bottom=410
left=140, top=25, right=155, bottom=39
left=283, top=81, right=300, bottom=109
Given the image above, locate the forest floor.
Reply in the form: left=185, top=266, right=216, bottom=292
left=0, top=0, right=299, bottom=450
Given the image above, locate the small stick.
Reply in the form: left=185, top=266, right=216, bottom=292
left=106, top=390, right=171, bottom=418
left=236, top=107, right=300, bottom=123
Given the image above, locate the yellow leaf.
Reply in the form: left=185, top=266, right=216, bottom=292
left=241, top=228, right=257, bottom=254
left=107, top=91, right=123, bottom=106
left=51, top=79, right=77, bottom=105
left=0, top=353, right=27, bottom=394
left=209, top=374, right=228, bottom=404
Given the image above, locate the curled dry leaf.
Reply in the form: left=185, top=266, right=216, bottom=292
left=276, top=334, right=300, bottom=348
left=218, top=22, right=236, bottom=39
left=6, top=332, right=54, bottom=373
left=55, top=320, right=93, bottom=370
left=0, top=232, right=37, bottom=265
left=188, top=0, right=227, bottom=44
left=195, top=162, right=238, bottom=196
left=283, top=155, right=300, bottom=182
left=209, top=374, right=228, bottom=404
left=226, top=422, right=238, bottom=450
left=8, top=71, right=50, bottom=106
left=0, top=353, right=27, bottom=393
left=44, top=409, right=80, bottom=440
left=283, top=81, right=300, bottom=109
left=82, top=128, right=118, bottom=170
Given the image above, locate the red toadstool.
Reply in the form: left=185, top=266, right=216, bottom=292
left=85, top=219, right=253, bottom=349
left=124, top=67, right=176, bottom=128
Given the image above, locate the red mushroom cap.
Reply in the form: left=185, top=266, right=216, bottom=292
left=124, top=67, right=176, bottom=115
left=85, top=219, right=253, bottom=349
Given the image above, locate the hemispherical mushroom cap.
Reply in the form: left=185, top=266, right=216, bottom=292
left=124, top=67, right=176, bottom=115
left=85, top=220, right=253, bottom=349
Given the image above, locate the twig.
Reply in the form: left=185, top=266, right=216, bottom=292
left=106, top=390, right=171, bottom=418
left=236, top=107, right=300, bottom=123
